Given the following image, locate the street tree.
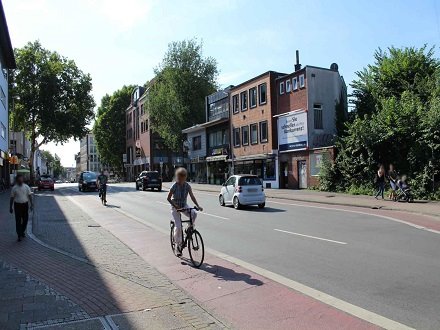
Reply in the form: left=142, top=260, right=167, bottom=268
left=148, top=39, right=218, bottom=151
left=11, top=41, right=95, bottom=183
left=93, top=85, right=134, bottom=172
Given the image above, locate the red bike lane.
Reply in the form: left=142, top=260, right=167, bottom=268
left=64, top=193, right=391, bottom=330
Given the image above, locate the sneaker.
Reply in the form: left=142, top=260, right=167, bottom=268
left=175, top=245, right=182, bottom=257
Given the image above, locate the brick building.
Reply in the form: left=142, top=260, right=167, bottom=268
left=275, top=57, right=347, bottom=189
left=230, top=71, right=285, bottom=188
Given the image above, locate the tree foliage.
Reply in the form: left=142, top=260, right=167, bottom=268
left=40, top=150, right=64, bottom=178
left=147, top=39, right=218, bottom=150
left=93, top=85, right=134, bottom=172
left=12, top=41, right=95, bottom=182
left=328, top=46, right=440, bottom=198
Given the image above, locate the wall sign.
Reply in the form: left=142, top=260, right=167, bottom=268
left=278, top=111, right=308, bottom=152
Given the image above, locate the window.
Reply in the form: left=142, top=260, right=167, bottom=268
left=193, top=136, right=202, bottom=150
left=299, top=74, right=305, bottom=88
left=225, top=176, right=236, bottom=187
left=240, top=91, right=248, bottom=111
left=292, top=77, right=298, bottom=90
left=286, top=79, right=292, bottom=93
left=259, top=121, right=268, bottom=143
left=209, top=130, right=224, bottom=147
left=0, top=123, right=5, bottom=139
left=140, top=104, right=144, bottom=115
left=314, top=104, right=323, bottom=129
left=233, top=128, right=240, bottom=147
left=144, top=119, right=149, bottom=131
left=249, top=87, right=257, bottom=108
left=0, top=87, right=5, bottom=108
left=258, top=83, right=267, bottom=104
left=141, top=121, right=144, bottom=133
left=242, top=125, right=249, bottom=145
left=279, top=81, right=285, bottom=95
left=310, top=153, right=329, bottom=176
left=232, top=95, right=239, bottom=114
left=250, top=123, right=258, bottom=144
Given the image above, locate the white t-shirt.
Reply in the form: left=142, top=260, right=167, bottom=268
left=11, top=184, right=32, bottom=203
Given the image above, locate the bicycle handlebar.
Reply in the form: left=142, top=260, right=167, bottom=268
left=177, top=206, right=199, bottom=212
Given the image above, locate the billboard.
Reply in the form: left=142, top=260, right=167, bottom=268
left=278, top=111, right=308, bottom=152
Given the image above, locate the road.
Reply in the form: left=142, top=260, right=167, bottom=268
left=56, top=182, right=440, bottom=329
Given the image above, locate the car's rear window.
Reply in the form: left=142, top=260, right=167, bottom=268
left=83, top=173, right=96, bottom=180
left=238, top=177, right=262, bottom=186
left=41, top=177, right=52, bottom=182
left=146, top=172, right=159, bottom=179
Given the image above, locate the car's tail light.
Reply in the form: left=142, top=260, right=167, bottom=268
left=236, top=186, right=242, bottom=193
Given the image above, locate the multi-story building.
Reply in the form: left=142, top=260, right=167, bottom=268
left=0, top=2, right=15, bottom=185
left=125, top=85, right=179, bottom=182
left=79, top=133, right=102, bottom=173
left=182, top=124, right=206, bottom=183
left=230, top=71, right=285, bottom=189
left=75, top=152, right=81, bottom=178
left=9, top=131, right=31, bottom=170
left=275, top=55, right=347, bottom=189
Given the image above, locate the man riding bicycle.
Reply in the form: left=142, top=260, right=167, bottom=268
left=167, top=167, right=203, bottom=257
left=97, top=170, right=108, bottom=203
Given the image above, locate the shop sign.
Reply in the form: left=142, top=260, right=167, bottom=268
left=278, top=111, right=308, bottom=152
left=211, top=148, right=228, bottom=156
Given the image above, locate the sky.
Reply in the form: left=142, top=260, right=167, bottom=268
left=3, top=0, right=440, bottom=167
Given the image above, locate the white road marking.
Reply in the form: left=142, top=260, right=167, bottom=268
left=274, top=228, right=347, bottom=245
left=66, top=191, right=414, bottom=330
left=268, top=200, right=440, bottom=235
left=156, top=201, right=230, bottom=220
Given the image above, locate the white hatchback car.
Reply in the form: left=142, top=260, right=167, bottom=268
left=219, top=175, right=266, bottom=209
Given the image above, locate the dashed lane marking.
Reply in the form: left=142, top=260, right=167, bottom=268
left=274, top=228, right=348, bottom=245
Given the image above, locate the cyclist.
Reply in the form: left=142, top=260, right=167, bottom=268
left=167, top=167, right=203, bottom=256
left=97, top=170, right=108, bottom=203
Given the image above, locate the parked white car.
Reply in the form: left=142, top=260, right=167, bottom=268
left=219, top=175, right=266, bottom=209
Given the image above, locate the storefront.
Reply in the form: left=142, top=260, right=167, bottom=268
left=232, top=154, right=278, bottom=188
left=189, top=156, right=206, bottom=183
left=206, top=155, right=228, bottom=185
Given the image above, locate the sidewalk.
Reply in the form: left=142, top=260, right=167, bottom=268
left=0, top=190, right=225, bottom=329
left=163, top=183, right=440, bottom=219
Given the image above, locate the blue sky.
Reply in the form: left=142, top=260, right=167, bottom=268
left=3, top=0, right=440, bottom=166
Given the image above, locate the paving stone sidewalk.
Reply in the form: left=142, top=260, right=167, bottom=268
left=0, top=190, right=227, bottom=329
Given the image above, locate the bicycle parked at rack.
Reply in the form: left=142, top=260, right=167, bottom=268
left=170, top=207, right=205, bottom=268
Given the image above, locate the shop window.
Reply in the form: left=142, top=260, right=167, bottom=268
left=240, top=91, right=248, bottom=111
left=310, top=152, right=328, bottom=176
left=249, top=87, right=257, bottom=108
left=265, top=159, right=276, bottom=180
left=242, top=126, right=249, bottom=145
left=233, top=128, right=240, bottom=147
left=259, top=121, right=268, bottom=143
left=232, top=95, right=239, bottom=114
left=258, top=83, right=267, bottom=104
left=193, top=136, right=202, bottom=150
left=314, top=104, right=323, bottom=129
left=250, top=123, right=258, bottom=145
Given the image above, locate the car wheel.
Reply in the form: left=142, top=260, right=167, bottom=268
left=219, top=194, right=225, bottom=206
left=142, top=184, right=147, bottom=191
left=233, top=196, right=241, bottom=210
left=258, top=203, right=265, bottom=209
left=136, top=183, right=139, bottom=190
left=158, top=186, right=162, bottom=192
left=79, top=186, right=82, bottom=192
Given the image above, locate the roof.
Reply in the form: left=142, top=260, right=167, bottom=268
left=0, top=1, right=16, bottom=69
left=230, top=71, right=286, bottom=91
left=275, top=65, right=341, bottom=81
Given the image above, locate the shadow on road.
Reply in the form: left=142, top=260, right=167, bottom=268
left=200, top=263, right=264, bottom=286
left=238, top=206, right=286, bottom=213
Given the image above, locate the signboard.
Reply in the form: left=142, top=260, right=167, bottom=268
left=278, top=111, right=308, bottom=152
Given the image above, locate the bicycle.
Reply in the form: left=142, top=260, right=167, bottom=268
left=170, top=207, right=205, bottom=268
left=99, top=184, right=107, bottom=206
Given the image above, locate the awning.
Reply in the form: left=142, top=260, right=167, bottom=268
left=231, top=154, right=275, bottom=162
left=206, top=155, right=228, bottom=162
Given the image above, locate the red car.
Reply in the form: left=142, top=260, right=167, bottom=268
left=38, top=177, right=54, bottom=191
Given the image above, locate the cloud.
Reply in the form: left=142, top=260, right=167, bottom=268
left=83, top=0, right=154, bottom=31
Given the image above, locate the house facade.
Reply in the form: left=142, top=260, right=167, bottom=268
left=276, top=62, right=347, bottom=189
left=79, top=133, right=102, bottom=173
left=0, top=2, right=15, bottom=185
left=230, top=71, right=285, bottom=189
left=182, top=125, right=206, bottom=183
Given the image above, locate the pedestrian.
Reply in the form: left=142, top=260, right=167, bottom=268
left=9, top=174, right=33, bottom=242
left=375, top=164, right=386, bottom=200
left=387, top=164, right=398, bottom=201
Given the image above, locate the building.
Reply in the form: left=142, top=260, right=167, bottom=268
left=79, top=133, right=102, bottom=173
left=182, top=124, right=206, bottom=183
left=230, top=71, right=285, bottom=189
left=75, top=152, right=81, bottom=178
left=0, top=2, right=16, bottom=185
left=33, top=149, right=48, bottom=177
left=9, top=131, right=31, bottom=170
left=275, top=55, right=347, bottom=189
left=125, top=85, right=179, bottom=182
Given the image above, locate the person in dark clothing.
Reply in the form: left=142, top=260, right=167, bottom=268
left=387, top=164, right=398, bottom=201
left=375, top=164, right=386, bottom=200
left=9, top=174, right=33, bottom=242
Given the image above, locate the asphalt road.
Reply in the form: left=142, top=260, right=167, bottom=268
left=59, top=182, right=440, bottom=329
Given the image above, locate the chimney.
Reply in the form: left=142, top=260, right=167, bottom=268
left=295, top=50, right=301, bottom=71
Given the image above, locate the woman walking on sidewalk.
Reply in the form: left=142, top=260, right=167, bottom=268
left=9, top=174, right=33, bottom=242
left=375, top=164, right=386, bottom=200
left=387, top=164, right=398, bottom=201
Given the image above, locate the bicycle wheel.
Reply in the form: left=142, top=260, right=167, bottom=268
left=188, top=230, right=204, bottom=268
left=170, top=223, right=177, bottom=255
